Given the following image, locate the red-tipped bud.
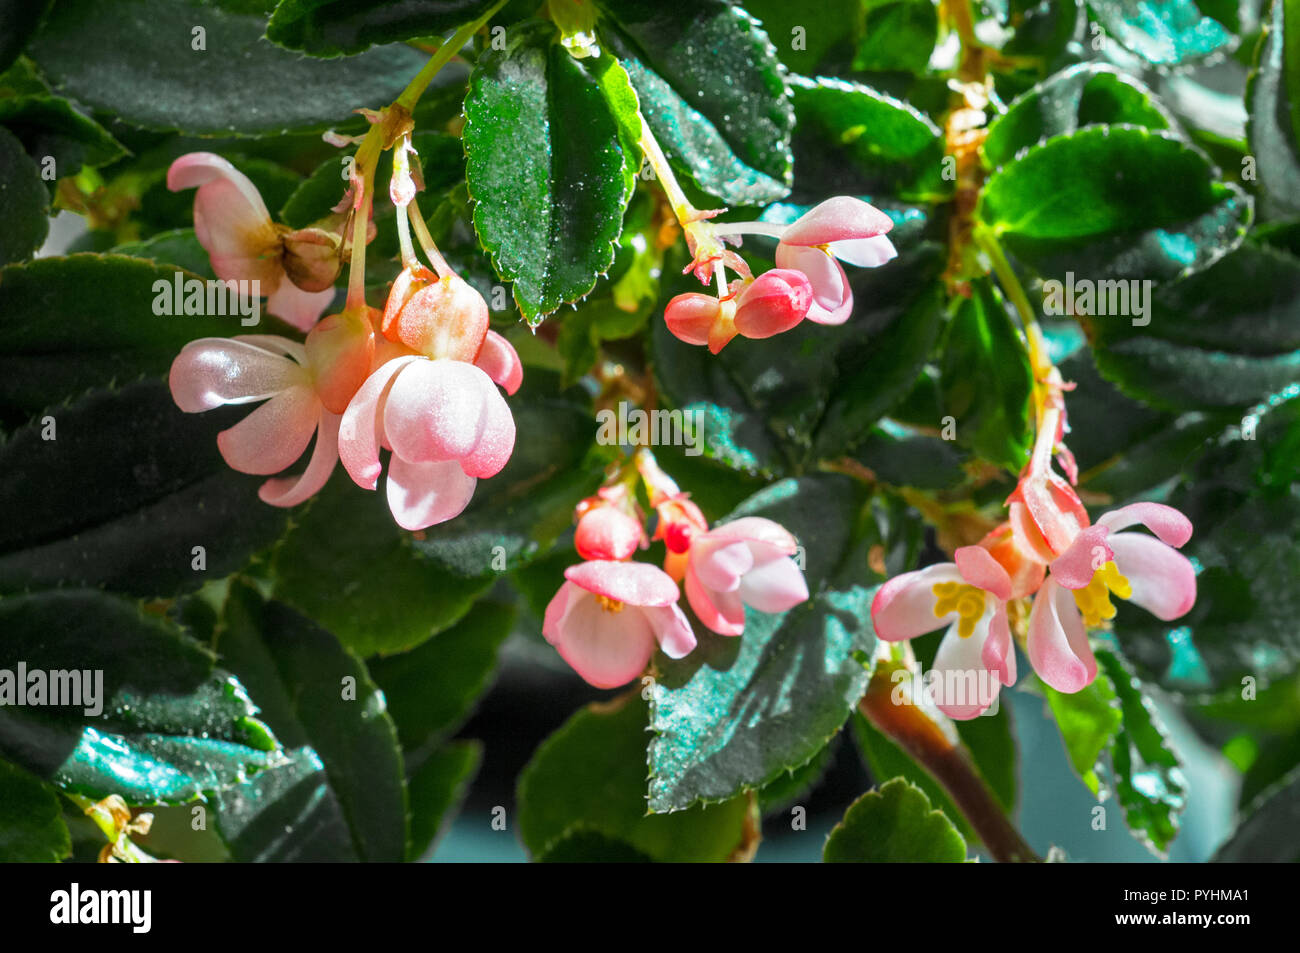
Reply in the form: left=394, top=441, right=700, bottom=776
left=733, top=268, right=812, bottom=339
left=575, top=503, right=643, bottom=561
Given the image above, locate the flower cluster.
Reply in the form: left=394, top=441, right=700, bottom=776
left=871, top=389, right=1198, bottom=719
left=166, top=147, right=523, bottom=530
left=663, top=196, right=897, bottom=353
left=543, top=450, right=810, bottom=688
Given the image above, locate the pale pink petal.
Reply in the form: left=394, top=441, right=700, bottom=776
left=706, top=517, right=799, bottom=554
left=685, top=566, right=745, bottom=636
left=1048, top=524, right=1114, bottom=591
left=870, top=563, right=964, bottom=642
left=544, top=588, right=657, bottom=689
left=385, top=455, right=477, bottom=530
left=169, top=154, right=282, bottom=287
left=733, top=268, right=811, bottom=339
left=459, top=380, right=515, bottom=479
left=693, top=538, right=754, bottom=593
left=170, top=338, right=306, bottom=413
left=779, top=196, right=894, bottom=245
left=215, top=386, right=318, bottom=475
left=775, top=243, right=851, bottom=325
left=258, top=410, right=340, bottom=507
left=338, top=356, right=420, bottom=490
left=167, top=152, right=268, bottom=215
left=981, top=602, right=1016, bottom=687
left=474, top=330, right=523, bottom=395
left=736, top=554, right=808, bottom=613
left=644, top=603, right=697, bottom=659
left=266, top=280, right=335, bottom=333
left=830, top=234, right=898, bottom=268
left=1027, top=579, right=1096, bottom=693
left=575, top=506, right=643, bottom=561
left=233, top=334, right=307, bottom=364
left=931, top=614, right=1001, bottom=720
left=384, top=359, right=489, bottom=464
left=1110, top=533, right=1197, bottom=621
left=565, top=559, right=680, bottom=607
left=1097, top=502, right=1193, bottom=548
left=542, top=581, right=578, bottom=644
left=955, top=545, right=1013, bottom=601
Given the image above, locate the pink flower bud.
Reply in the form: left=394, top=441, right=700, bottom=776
left=733, top=268, right=813, bottom=339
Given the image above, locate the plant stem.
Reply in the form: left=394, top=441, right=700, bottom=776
left=638, top=119, right=698, bottom=224
left=394, top=0, right=507, bottom=112
left=858, top=657, right=1041, bottom=863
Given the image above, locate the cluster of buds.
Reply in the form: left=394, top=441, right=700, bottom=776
left=166, top=136, right=523, bottom=530
left=663, top=196, right=898, bottom=353
left=871, top=378, right=1197, bottom=718
left=543, top=450, right=809, bottom=688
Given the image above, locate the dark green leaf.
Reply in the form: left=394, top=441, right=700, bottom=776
left=852, top=711, right=974, bottom=838
left=214, top=581, right=406, bottom=862
left=0, top=125, right=48, bottom=265
left=0, top=380, right=290, bottom=598
left=535, top=826, right=654, bottom=862
left=28, top=0, right=431, bottom=135
left=464, top=21, right=639, bottom=322
left=0, top=92, right=126, bottom=181
left=823, top=778, right=968, bottom=862
left=407, top=740, right=481, bottom=861
left=983, top=64, right=1173, bottom=170
left=267, top=0, right=497, bottom=56
left=0, top=589, right=279, bottom=804
left=854, top=0, right=939, bottom=74
left=742, top=0, right=863, bottom=74
left=517, top=692, right=753, bottom=861
left=1246, top=0, right=1300, bottom=216
left=0, top=758, right=71, bottom=862
left=111, top=229, right=215, bottom=279
left=0, top=0, right=52, bottom=73
left=1211, top=762, right=1300, bottom=861
left=272, top=473, right=493, bottom=657
left=599, top=0, right=794, bottom=205
left=648, top=475, right=880, bottom=812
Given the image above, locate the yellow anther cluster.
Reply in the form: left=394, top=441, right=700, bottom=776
left=596, top=594, right=625, bottom=614
left=1071, top=560, right=1133, bottom=628
left=932, top=581, right=986, bottom=638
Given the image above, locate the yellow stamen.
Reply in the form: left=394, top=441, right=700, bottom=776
left=932, top=581, right=986, bottom=638
left=1071, top=560, right=1132, bottom=628
left=596, top=594, right=625, bottom=614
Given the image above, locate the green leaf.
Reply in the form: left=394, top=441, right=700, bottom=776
left=1097, top=648, right=1187, bottom=855
left=272, top=473, right=493, bottom=657
left=214, top=581, right=406, bottom=862
left=823, top=778, right=968, bottom=862
left=412, top=371, right=604, bottom=576
left=854, top=0, right=939, bottom=74
left=0, top=380, right=290, bottom=598
left=1115, top=387, right=1300, bottom=692
left=955, top=702, right=1019, bottom=816
left=1211, top=762, right=1300, bottom=862
left=648, top=475, right=880, bottom=812
left=983, top=127, right=1249, bottom=282
left=1085, top=241, right=1300, bottom=410
left=0, top=125, right=48, bottom=265
left=0, top=92, right=127, bottom=180
left=0, top=759, right=71, bottom=862
left=1042, top=671, right=1123, bottom=797
left=0, top=0, right=52, bottom=73
left=464, top=21, right=639, bottom=323
left=535, top=827, right=654, bottom=862
left=517, top=693, right=754, bottom=862
left=407, top=740, right=482, bottom=861
left=368, top=599, right=514, bottom=754
left=982, top=64, right=1173, bottom=170
left=1246, top=0, right=1300, bottom=217
left=28, top=0, right=431, bottom=135
left=599, top=0, right=794, bottom=205
left=111, top=229, right=215, bottom=279
left=0, top=254, right=269, bottom=422
left=742, top=0, right=863, bottom=74
left=267, top=0, right=497, bottom=56
left=1086, top=0, right=1233, bottom=65
left=788, top=74, right=949, bottom=203
left=940, top=278, right=1034, bottom=470
left=853, top=423, right=970, bottom=491
left=0, top=589, right=279, bottom=805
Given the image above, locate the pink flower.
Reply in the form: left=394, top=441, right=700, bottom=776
left=773, top=196, right=896, bottom=325
left=168, top=152, right=336, bottom=331
left=574, top=486, right=644, bottom=561
left=1029, top=503, right=1196, bottom=693
left=681, top=517, right=810, bottom=636
left=868, top=546, right=1019, bottom=717
left=664, top=269, right=814, bottom=353
left=543, top=560, right=696, bottom=688
left=870, top=545, right=1017, bottom=719
left=338, top=355, right=516, bottom=531
left=169, top=334, right=341, bottom=507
